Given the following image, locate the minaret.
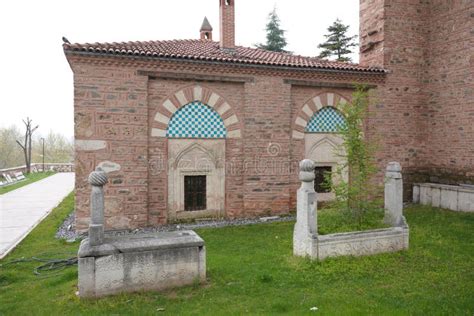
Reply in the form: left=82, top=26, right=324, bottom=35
left=219, top=0, right=235, bottom=49
left=200, top=17, right=213, bottom=40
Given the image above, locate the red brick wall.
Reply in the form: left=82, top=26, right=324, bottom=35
left=423, top=1, right=474, bottom=180
left=241, top=76, right=292, bottom=216
left=147, top=79, right=246, bottom=224
left=73, top=64, right=149, bottom=230
left=68, top=52, right=383, bottom=230
left=68, top=0, right=472, bottom=230
left=220, top=0, right=235, bottom=49
left=360, top=0, right=474, bottom=198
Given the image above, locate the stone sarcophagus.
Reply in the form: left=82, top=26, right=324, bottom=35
left=78, top=231, right=206, bottom=297
left=78, top=167, right=206, bottom=298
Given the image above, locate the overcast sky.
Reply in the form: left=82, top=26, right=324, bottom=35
left=0, top=0, right=359, bottom=138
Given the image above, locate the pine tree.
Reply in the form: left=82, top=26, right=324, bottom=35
left=318, top=19, right=358, bottom=62
left=257, top=8, right=289, bottom=53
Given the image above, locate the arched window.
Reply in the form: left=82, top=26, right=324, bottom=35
left=167, top=101, right=227, bottom=138
left=305, top=107, right=346, bottom=133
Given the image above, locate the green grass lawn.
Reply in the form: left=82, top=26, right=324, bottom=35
left=0, top=172, right=55, bottom=195
left=0, top=193, right=473, bottom=315
left=318, top=206, right=389, bottom=234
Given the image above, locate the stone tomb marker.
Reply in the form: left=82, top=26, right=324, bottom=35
left=293, top=159, right=409, bottom=260
left=88, top=167, right=107, bottom=246
left=78, top=167, right=206, bottom=297
left=293, top=159, right=317, bottom=256
left=384, top=162, right=404, bottom=226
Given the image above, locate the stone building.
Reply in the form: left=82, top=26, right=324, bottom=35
left=64, top=0, right=473, bottom=231
left=360, top=0, right=473, bottom=190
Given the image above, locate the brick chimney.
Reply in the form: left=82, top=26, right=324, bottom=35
left=200, top=17, right=213, bottom=40
left=219, top=0, right=235, bottom=49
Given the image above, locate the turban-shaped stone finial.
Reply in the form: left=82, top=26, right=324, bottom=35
left=88, top=167, right=108, bottom=187
left=299, top=159, right=315, bottom=182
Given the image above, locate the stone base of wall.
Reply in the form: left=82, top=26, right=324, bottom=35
left=404, top=170, right=474, bottom=201
left=314, top=219, right=409, bottom=260
left=413, top=183, right=474, bottom=212
left=78, top=230, right=206, bottom=297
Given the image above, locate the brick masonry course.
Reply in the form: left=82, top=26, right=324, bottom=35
left=67, top=0, right=472, bottom=230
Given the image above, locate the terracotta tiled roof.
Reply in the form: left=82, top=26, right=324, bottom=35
left=63, top=39, right=385, bottom=73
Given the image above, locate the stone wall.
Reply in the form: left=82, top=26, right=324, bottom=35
left=413, top=183, right=474, bottom=212
left=167, top=139, right=226, bottom=221
left=73, top=64, right=149, bottom=230
left=360, top=0, right=474, bottom=199
left=68, top=52, right=384, bottom=231
left=423, top=1, right=474, bottom=180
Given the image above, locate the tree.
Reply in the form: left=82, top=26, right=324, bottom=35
left=0, top=125, right=73, bottom=170
left=318, top=19, right=357, bottom=62
left=256, top=8, right=289, bottom=53
left=16, top=117, right=39, bottom=173
left=0, top=126, right=23, bottom=169
left=329, top=86, right=382, bottom=228
left=32, top=131, right=74, bottom=164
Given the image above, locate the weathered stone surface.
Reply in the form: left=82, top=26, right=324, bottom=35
left=98, top=161, right=121, bottom=173
left=316, top=221, right=409, bottom=260
left=78, top=257, right=96, bottom=297
left=413, top=183, right=474, bottom=212
left=384, top=162, right=404, bottom=226
left=167, top=139, right=225, bottom=221
left=88, top=167, right=108, bottom=246
left=294, top=160, right=409, bottom=260
left=88, top=224, right=104, bottom=246
left=75, top=112, right=94, bottom=138
left=78, top=230, right=206, bottom=297
left=76, top=140, right=107, bottom=151
left=293, top=159, right=317, bottom=257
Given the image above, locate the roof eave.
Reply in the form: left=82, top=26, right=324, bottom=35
left=63, top=49, right=388, bottom=75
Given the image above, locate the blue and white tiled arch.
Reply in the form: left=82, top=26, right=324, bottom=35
left=151, top=85, right=241, bottom=138
left=305, top=107, right=346, bottom=133
left=167, top=102, right=227, bottom=138
left=292, top=92, right=349, bottom=139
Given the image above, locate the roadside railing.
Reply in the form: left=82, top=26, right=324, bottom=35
left=0, top=163, right=74, bottom=175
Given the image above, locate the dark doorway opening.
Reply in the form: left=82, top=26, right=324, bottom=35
left=185, top=175, right=207, bottom=211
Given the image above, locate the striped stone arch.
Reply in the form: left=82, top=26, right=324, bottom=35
left=292, top=92, right=349, bottom=139
left=151, top=85, right=242, bottom=138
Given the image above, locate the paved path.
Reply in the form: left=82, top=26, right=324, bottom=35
left=0, top=173, right=75, bottom=259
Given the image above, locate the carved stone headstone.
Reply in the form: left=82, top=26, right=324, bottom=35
left=384, top=161, right=404, bottom=227
left=293, top=159, right=317, bottom=257
left=88, top=167, right=108, bottom=246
